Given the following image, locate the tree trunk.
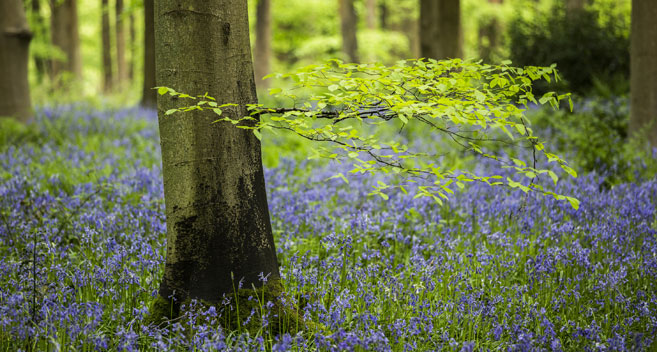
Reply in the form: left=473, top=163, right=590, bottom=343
left=478, top=0, right=502, bottom=62
left=630, top=0, right=657, bottom=148
left=254, top=0, right=271, bottom=90
left=0, top=0, right=32, bottom=122
left=101, top=0, right=113, bottom=92
left=379, top=0, right=388, bottom=30
left=339, top=0, right=359, bottom=63
left=50, top=0, right=82, bottom=83
left=420, top=0, right=462, bottom=60
left=565, top=0, right=585, bottom=11
left=30, top=0, right=48, bottom=82
left=128, top=11, right=135, bottom=82
left=154, top=0, right=280, bottom=305
left=116, top=0, right=127, bottom=87
left=141, top=0, right=156, bottom=108
left=365, top=0, right=376, bottom=29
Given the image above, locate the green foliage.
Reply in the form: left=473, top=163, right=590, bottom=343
left=508, top=0, right=629, bottom=95
left=160, top=58, right=580, bottom=209
left=531, top=97, right=657, bottom=186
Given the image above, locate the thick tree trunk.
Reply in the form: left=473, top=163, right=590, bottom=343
left=50, top=0, right=82, bottom=82
left=420, top=0, right=462, bottom=60
left=0, top=0, right=32, bottom=122
left=339, top=0, right=359, bottom=63
left=565, top=0, right=585, bottom=11
left=365, top=0, right=376, bottom=29
left=30, top=0, right=48, bottom=82
left=254, top=0, right=271, bottom=90
left=155, top=0, right=280, bottom=305
left=116, top=0, right=127, bottom=87
left=101, top=0, right=113, bottom=92
left=630, top=0, right=657, bottom=148
left=141, top=0, right=156, bottom=108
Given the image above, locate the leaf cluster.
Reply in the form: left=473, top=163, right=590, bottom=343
left=158, top=59, right=579, bottom=209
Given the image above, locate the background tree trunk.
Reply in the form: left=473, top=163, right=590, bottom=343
left=565, top=0, right=586, bottom=11
left=30, top=0, right=48, bottom=83
left=0, top=0, right=32, bottom=122
left=141, top=0, right=156, bottom=108
left=101, top=0, right=113, bottom=92
left=155, top=0, right=280, bottom=304
left=128, top=11, right=135, bottom=82
left=478, top=0, right=502, bottom=62
left=339, top=0, right=359, bottom=63
left=379, top=0, right=388, bottom=30
left=420, top=0, right=462, bottom=60
left=254, top=0, right=271, bottom=90
left=50, top=0, right=82, bottom=83
left=630, top=0, right=657, bottom=148
left=115, top=0, right=127, bottom=88
left=365, top=0, right=376, bottom=29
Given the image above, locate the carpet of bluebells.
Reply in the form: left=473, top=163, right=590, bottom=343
left=1, top=105, right=656, bottom=351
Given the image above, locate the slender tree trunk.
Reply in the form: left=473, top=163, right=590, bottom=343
left=116, top=0, right=127, bottom=87
left=128, top=11, right=135, bottom=82
left=154, top=0, right=280, bottom=306
left=50, top=0, right=82, bottom=83
left=254, top=0, right=271, bottom=90
left=365, top=0, right=376, bottom=29
left=420, top=0, right=462, bottom=60
left=30, top=0, right=48, bottom=82
left=0, top=0, right=32, bottom=122
left=478, top=0, right=502, bottom=62
left=339, top=0, right=359, bottom=63
left=141, top=0, right=156, bottom=108
left=101, top=0, right=113, bottom=92
left=565, top=0, right=585, bottom=11
left=630, top=0, right=657, bottom=148
left=379, top=0, right=388, bottom=30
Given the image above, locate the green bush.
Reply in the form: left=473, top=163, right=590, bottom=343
left=508, top=1, right=629, bottom=95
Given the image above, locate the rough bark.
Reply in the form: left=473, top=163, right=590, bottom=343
left=339, top=0, right=359, bottom=63
left=420, top=0, right=462, bottom=60
left=254, top=0, right=271, bottom=90
left=0, top=0, right=32, bottom=122
left=365, top=0, right=376, bottom=29
left=141, top=0, right=156, bottom=108
left=50, top=0, right=82, bottom=82
left=154, top=0, right=280, bottom=306
left=630, top=0, right=657, bottom=148
left=116, top=0, right=127, bottom=87
left=101, top=0, right=113, bottom=92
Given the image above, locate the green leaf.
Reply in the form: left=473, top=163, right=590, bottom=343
left=165, top=109, right=177, bottom=115
left=253, top=129, right=262, bottom=140
left=561, top=165, right=577, bottom=178
left=348, top=151, right=359, bottom=158
left=157, top=87, right=168, bottom=95
left=328, top=84, right=339, bottom=92
left=269, top=87, right=282, bottom=95
left=566, top=196, right=580, bottom=210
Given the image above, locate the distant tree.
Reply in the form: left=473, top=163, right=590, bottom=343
left=128, top=10, right=135, bottom=82
left=141, top=0, right=156, bottom=108
left=147, top=0, right=280, bottom=320
left=365, top=0, right=376, bottom=29
left=478, top=0, right=502, bottom=62
left=50, top=0, right=82, bottom=83
left=254, top=0, right=272, bottom=90
left=0, top=0, right=32, bottom=122
left=420, top=0, right=461, bottom=60
left=101, top=0, right=113, bottom=92
left=115, top=0, right=128, bottom=87
left=339, top=0, right=359, bottom=63
left=565, top=0, right=586, bottom=12
left=630, top=0, right=657, bottom=147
